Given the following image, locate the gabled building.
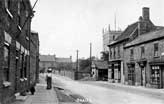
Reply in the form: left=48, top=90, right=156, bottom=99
left=108, top=7, right=158, bottom=84
left=92, top=61, right=108, bottom=81
left=39, top=55, right=72, bottom=73
left=39, top=55, right=56, bottom=72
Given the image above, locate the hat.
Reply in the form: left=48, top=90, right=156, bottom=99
left=47, top=68, right=52, bottom=72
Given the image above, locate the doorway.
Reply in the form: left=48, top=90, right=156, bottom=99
left=141, top=67, right=146, bottom=86
left=15, top=58, right=19, bottom=93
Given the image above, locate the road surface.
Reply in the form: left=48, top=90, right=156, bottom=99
left=52, top=74, right=164, bottom=104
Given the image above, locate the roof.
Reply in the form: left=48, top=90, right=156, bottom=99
left=55, top=57, right=72, bottom=63
left=92, top=61, right=108, bottom=69
left=39, top=55, right=55, bottom=62
left=125, top=28, right=164, bottom=48
left=109, top=22, right=138, bottom=46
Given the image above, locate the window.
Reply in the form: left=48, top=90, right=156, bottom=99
left=151, top=66, right=160, bottom=85
left=128, top=64, right=135, bottom=84
left=141, top=46, right=145, bottom=58
left=113, top=47, right=116, bottom=59
left=118, top=46, right=120, bottom=58
left=24, top=55, right=28, bottom=78
left=4, top=45, right=10, bottom=81
left=110, top=48, right=112, bottom=59
left=20, top=53, right=24, bottom=78
left=154, top=43, right=159, bottom=57
left=130, top=49, right=134, bottom=60
left=113, top=35, right=115, bottom=40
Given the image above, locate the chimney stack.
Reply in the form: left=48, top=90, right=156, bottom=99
left=142, top=7, right=149, bottom=20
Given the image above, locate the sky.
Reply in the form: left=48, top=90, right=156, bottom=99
left=30, top=0, right=164, bottom=61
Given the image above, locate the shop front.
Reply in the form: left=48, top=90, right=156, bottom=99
left=127, top=62, right=135, bottom=85
left=108, top=60, right=121, bottom=83
left=108, top=64, right=114, bottom=82
left=149, top=62, right=164, bottom=88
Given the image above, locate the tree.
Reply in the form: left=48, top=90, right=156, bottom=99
left=101, top=51, right=109, bottom=61
left=79, top=58, right=90, bottom=71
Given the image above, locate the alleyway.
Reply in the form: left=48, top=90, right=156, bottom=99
left=52, top=74, right=164, bottom=104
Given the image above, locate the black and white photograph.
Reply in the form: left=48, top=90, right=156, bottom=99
left=0, top=0, right=164, bottom=104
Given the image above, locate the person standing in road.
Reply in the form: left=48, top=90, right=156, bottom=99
left=46, top=68, right=52, bottom=89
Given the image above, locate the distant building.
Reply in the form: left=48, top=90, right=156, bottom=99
left=39, top=55, right=72, bottom=72
left=102, top=25, right=122, bottom=52
left=39, top=55, right=56, bottom=72
left=92, top=61, right=108, bottom=81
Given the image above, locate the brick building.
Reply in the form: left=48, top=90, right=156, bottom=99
left=39, top=55, right=72, bottom=72
left=0, top=0, right=39, bottom=104
left=108, top=7, right=157, bottom=84
left=124, top=28, right=164, bottom=88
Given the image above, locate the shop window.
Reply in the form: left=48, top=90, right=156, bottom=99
left=154, top=43, right=159, bottom=57
left=141, top=46, right=145, bottom=58
left=128, top=65, right=135, bottom=84
left=4, top=45, right=10, bottom=81
left=151, top=66, right=160, bottom=85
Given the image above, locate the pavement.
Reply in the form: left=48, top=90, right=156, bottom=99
left=11, top=75, right=59, bottom=104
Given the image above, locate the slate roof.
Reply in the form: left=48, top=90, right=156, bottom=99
left=39, top=55, right=55, bottom=62
left=125, top=28, right=164, bottom=48
left=92, top=61, right=108, bottom=69
left=116, top=22, right=138, bottom=42
left=109, top=22, right=138, bottom=46
left=55, top=57, right=72, bottom=63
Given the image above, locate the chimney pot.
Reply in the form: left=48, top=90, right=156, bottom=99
left=142, top=7, right=149, bottom=20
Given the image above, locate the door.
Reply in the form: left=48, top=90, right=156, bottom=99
left=141, top=67, right=146, bottom=86
left=15, top=58, right=18, bottom=93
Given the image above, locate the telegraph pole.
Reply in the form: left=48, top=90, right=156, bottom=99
left=90, top=43, right=92, bottom=75
left=76, top=50, right=79, bottom=72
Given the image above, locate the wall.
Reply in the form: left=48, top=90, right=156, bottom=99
left=124, top=38, right=164, bottom=87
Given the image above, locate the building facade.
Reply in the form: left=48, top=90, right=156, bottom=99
left=124, top=28, right=164, bottom=88
left=0, top=0, right=39, bottom=104
left=108, top=7, right=157, bottom=84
